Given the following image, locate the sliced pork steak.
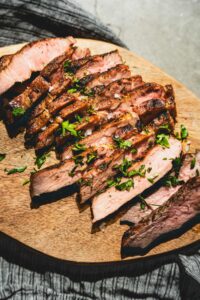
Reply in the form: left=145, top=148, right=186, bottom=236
left=92, top=137, right=182, bottom=223
left=0, top=37, right=76, bottom=96
left=121, top=151, right=200, bottom=225
left=121, top=175, right=200, bottom=257
left=30, top=114, right=138, bottom=197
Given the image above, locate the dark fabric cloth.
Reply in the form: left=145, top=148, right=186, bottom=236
left=0, top=0, right=200, bottom=299
left=0, top=0, right=126, bottom=47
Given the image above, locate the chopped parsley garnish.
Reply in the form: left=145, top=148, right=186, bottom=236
left=196, top=169, right=200, bottom=176
left=63, top=60, right=73, bottom=75
left=128, top=165, right=146, bottom=178
left=72, top=143, right=86, bottom=153
left=147, top=167, right=152, bottom=173
left=131, top=148, right=137, bottom=154
left=139, top=195, right=147, bottom=210
left=87, top=105, right=96, bottom=115
left=62, top=120, right=82, bottom=138
left=87, top=151, right=98, bottom=164
left=107, top=177, right=121, bottom=188
left=73, top=155, right=84, bottom=166
left=98, top=162, right=108, bottom=171
left=12, top=107, right=25, bottom=117
left=113, top=137, right=132, bottom=150
left=147, top=175, right=158, bottom=184
left=190, top=157, right=196, bottom=169
left=75, top=114, right=83, bottom=124
left=83, top=88, right=95, bottom=97
left=164, top=175, right=183, bottom=187
left=35, top=154, right=49, bottom=169
left=67, top=88, right=77, bottom=94
left=172, top=157, right=182, bottom=176
left=113, top=158, right=132, bottom=176
left=0, top=153, right=6, bottom=162
left=156, top=133, right=170, bottom=148
left=22, top=179, right=30, bottom=185
left=5, top=166, right=27, bottom=175
left=159, top=124, right=171, bottom=133
left=175, top=124, right=188, bottom=141
left=116, top=179, right=134, bottom=191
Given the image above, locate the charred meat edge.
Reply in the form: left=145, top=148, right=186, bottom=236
left=121, top=175, right=200, bottom=257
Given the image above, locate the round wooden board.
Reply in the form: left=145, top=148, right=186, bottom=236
left=0, top=39, right=200, bottom=263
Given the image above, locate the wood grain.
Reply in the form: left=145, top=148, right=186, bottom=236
left=0, top=39, right=200, bottom=263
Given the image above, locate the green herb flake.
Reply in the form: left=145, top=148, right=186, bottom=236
left=114, top=158, right=132, bottom=177
left=107, top=177, right=121, bottom=188
left=0, top=153, right=6, bottom=162
left=164, top=175, right=183, bottom=187
left=87, top=151, right=98, bottom=164
left=12, top=107, right=25, bottom=117
left=62, top=120, right=78, bottom=137
left=67, top=88, right=77, bottom=94
left=5, top=166, right=27, bottom=175
left=147, top=167, right=152, bottom=173
left=131, top=148, right=137, bottom=154
left=73, top=155, right=84, bottom=166
left=196, top=169, right=200, bottom=177
left=147, top=175, right=158, bottom=184
left=35, top=154, right=49, bottom=169
left=75, top=114, right=83, bottom=124
left=159, top=124, right=171, bottom=133
left=22, top=179, right=30, bottom=186
left=63, top=59, right=74, bottom=75
left=172, top=157, right=182, bottom=176
left=113, top=137, right=132, bottom=150
left=116, top=179, right=134, bottom=191
left=180, top=124, right=188, bottom=140
left=128, top=165, right=146, bottom=178
left=156, top=133, right=170, bottom=148
left=87, top=105, right=96, bottom=115
left=190, top=157, right=196, bottom=170
left=139, top=195, right=147, bottom=210
left=72, top=143, right=86, bottom=153
left=98, top=162, right=108, bottom=171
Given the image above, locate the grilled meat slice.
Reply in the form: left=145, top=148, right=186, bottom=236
left=92, top=137, right=182, bottom=223
left=79, top=112, right=174, bottom=203
left=34, top=82, right=169, bottom=151
left=75, top=50, right=122, bottom=79
left=79, top=64, right=131, bottom=90
left=30, top=114, right=137, bottom=197
left=122, top=175, right=200, bottom=256
left=0, top=37, right=76, bottom=96
left=79, top=133, right=155, bottom=203
left=26, top=64, right=130, bottom=137
left=121, top=152, right=200, bottom=225
left=61, top=114, right=139, bottom=161
left=94, top=76, right=144, bottom=97
left=6, top=47, right=90, bottom=125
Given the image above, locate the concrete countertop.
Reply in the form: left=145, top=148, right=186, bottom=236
left=76, top=0, right=200, bottom=97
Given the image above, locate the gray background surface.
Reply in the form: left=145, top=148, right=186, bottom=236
left=76, top=0, right=200, bottom=97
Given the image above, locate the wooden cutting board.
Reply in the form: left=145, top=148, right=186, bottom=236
left=0, top=39, right=200, bottom=263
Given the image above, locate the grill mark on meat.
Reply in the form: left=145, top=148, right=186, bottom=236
left=121, top=175, right=200, bottom=257
left=94, top=76, right=144, bottom=97
left=30, top=115, right=137, bottom=197
left=0, top=37, right=76, bottom=96
left=121, top=152, right=200, bottom=225
left=79, top=133, right=155, bottom=204
left=26, top=54, right=124, bottom=140
left=75, top=50, right=122, bottom=79
left=91, top=137, right=182, bottom=223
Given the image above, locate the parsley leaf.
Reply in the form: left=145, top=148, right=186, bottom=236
left=156, top=133, right=170, bottom=148
left=128, top=165, right=146, bottom=178
left=63, top=59, right=74, bottom=75
left=180, top=124, right=188, bottom=140
left=172, top=157, right=182, bottom=176
left=5, top=166, right=27, bottom=175
left=22, top=179, right=30, bottom=185
left=138, top=195, right=147, bottom=210
left=190, top=157, right=196, bottom=169
left=113, top=158, right=132, bottom=176
left=12, top=107, right=25, bottom=117
left=73, top=155, right=84, bottom=166
left=116, top=179, right=134, bottom=191
left=107, top=177, right=121, bottom=187
left=35, top=154, right=49, bottom=169
left=0, top=153, right=6, bottom=162
left=147, top=175, right=158, bottom=184
left=87, top=151, right=98, bottom=164
left=75, top=114, right=83, bottom=124
left=113, top=137, right=132, bottom=150
left=72, top=143, right=86, bottom=153
left=164, top=175, right=183, bottom=187
left=62, top=121, right=78, bottom=137
left=87, top=105, right=96, bottom=115
left=67, top=88, right=77, bottom=94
